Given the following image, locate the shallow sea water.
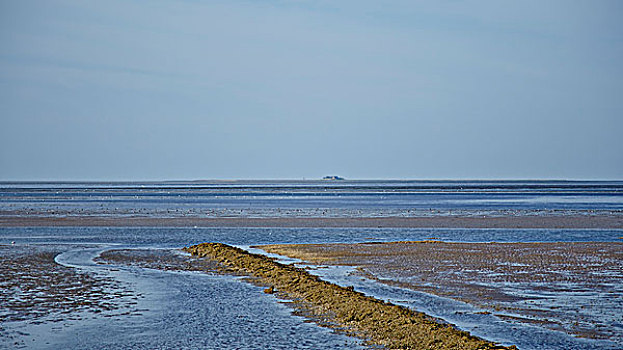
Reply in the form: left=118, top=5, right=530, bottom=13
left=2, top=180, right=622, bottom=218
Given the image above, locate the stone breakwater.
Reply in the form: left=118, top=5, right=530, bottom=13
left=183, top=243, right=517, bottom=350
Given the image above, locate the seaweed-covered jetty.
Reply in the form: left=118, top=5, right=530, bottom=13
left=184, top=243, right=516, bottom=350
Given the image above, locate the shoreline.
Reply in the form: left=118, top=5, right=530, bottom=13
left=1, top=215, right=622, bottom=229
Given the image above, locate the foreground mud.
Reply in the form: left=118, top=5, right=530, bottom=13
left=0, top=245, right=138, bottom=347
left=184, top=243, right=516, bottom=350
left=0, top=245, right=136, bottom=323
left=260, top=241, right=623, bottom=343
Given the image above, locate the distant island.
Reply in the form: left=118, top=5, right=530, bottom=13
left=322, top=175, right=344, bottom=180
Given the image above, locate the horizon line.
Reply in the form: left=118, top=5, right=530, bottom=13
left=1, top=178, right=622, bottom=183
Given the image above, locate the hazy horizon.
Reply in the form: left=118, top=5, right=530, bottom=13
left=2, top=1, right=622, bottom=181
left=1, top=177, right=622, bottom=183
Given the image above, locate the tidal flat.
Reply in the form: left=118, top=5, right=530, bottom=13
left=1, top=245, right=366, bottom=350
left=1, top=180, right=621, bottom=348
left=259, top=241, right=623, bottom=346
left=2, top=236, right=622, bottom=349
left=0, top=245, right=141, bottom=348
left=184, top=243, right=516, bottom=350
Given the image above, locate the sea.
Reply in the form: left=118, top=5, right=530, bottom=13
left=1, top=180, right=622, bottom=218
left=1, top=180, right=622, bottom=349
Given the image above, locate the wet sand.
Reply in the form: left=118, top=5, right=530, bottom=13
left=4, top=239, right=621, bottom=348
left=259, top=241, right=623, bottom=345
left=184, top=243, right=517, bottom=349
left=3, top=244, right=370, bottom=349
left=2, top=212, right=621, bottom=348
left=1, top=214, right=621, bottom=228
left=0, top=245, right=139, bottom=347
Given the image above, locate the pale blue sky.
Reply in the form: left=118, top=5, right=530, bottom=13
left=1, top=0, right=622, bottom=180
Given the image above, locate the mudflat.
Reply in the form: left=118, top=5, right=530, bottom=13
left=0, top=245, right=139, bottom=347
left=259, top=241, right=623, bottom=344
left=184, top=243, right=517, bottom=350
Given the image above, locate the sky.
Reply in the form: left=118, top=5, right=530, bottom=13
left=1, top=0, right=622, bottom=180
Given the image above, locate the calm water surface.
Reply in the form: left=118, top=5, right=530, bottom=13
left=2, top=180, right=622, bottom=217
